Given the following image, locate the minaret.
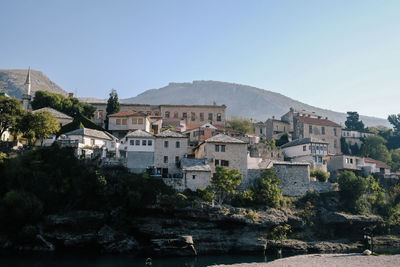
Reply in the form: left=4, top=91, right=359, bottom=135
left=22, top=67, right=32, bottom=110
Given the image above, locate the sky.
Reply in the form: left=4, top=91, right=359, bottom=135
left=1, top=0, right=399, bottom=119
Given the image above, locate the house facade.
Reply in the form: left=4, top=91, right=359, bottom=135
left=181, top=158, right=212, bottom=191
left=255, top=118, right=292, bottom=141
left=154, top=130, right=188, bottom=178
left=108, top=110, right=152, bottom=139
left=119, top=130, right=155, bottom=173
left=341, top=129, right=373, bottom=147
left=194, top=134, right=248, bottom=179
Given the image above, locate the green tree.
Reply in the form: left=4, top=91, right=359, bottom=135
left=252, top=168, right=282, bottom=208
left=310, top=169, right=329, bottom=182
left=338, top=171, right=368, bottom=213
left=341, top=137, right=350, bottom=154
left=211, top=165, right=243, bottom=204
left=276, top=133, right=289, bottom=147
left=388, top=114, right=400, bottom=132
left=361, top=135, right=391, bottom=163
left=0, top=96, right=25, bottom=137
left=226, top=117, right=254, bottom=134
left=105, top=89, right=120, bottom=130
left=345, top=111, right=364, bottom=131
left=17, top=111, right=60, bottom=145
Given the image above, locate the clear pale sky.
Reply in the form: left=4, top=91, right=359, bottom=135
left=1, top=0, right=399, bottom=119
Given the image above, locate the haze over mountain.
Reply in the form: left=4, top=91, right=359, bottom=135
left=124, top=81, right=390, bottom=127
left=0, top=69, right=67, bottom=98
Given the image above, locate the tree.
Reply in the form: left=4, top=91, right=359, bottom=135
left=345, top=111, right=364, bottom=131
left=388, top=114, right=400, bottom=132
left=0, top=96, right=25, bottom=137
left=361, top=135, right=391, bottom=163
left=211, top=165, right=243, bottom=204
left=105, top=89, right=120, bottom=130
left=276, top=134, right=289, bottom=147
left=17, top=111, right=60, bottom=145
left=252, top=168, right=282, bottom=208
left=338, top=171, right=368, bottom=213
left=226, top=117, right=254, bottom=134
left=310, top=169, right=329, bottom=182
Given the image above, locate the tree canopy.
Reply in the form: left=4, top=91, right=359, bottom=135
left=361, top=135, right=391, bottom=163
left=0, top=96, right=25, bottom=136
left=388, top=114, right=400, bottom=132
left=17, top=111, right=60, bottom=145
left=345, top=111, right=364, bottom=131
left=31, top=91, right=95, bottom=118
left=226, top=117, right=254, bottom=134
left=105, top=89, right=120, bottom=130
left=211, top=165, right=243, bottom=204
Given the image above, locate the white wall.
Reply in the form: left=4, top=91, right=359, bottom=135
left=121, top=137, right=155, bottom=152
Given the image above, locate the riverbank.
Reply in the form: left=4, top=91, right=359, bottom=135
left=212, top=253, right=400, bottom=267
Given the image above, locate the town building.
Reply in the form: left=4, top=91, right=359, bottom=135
left=33, top=107, right=73, bottom=126
left=181, top=158, right=212, bottom=191
left=364, top=158, right=391, bottom=175
left=341, top=129, right=373, bottom=147
left=119, top=129, right=155, bottom=173
left=281, top=137, right=329, bottom=171
left=327, top=155, right=365, bottom=177
left=107, top=110, right=152, bottom=139
left=194, top=134, right=248, bottom=179
left=154, top=130, right=188, bottom=178
left=255, top=117, right=292, bottom=141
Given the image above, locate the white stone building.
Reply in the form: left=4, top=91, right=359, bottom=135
left=108, top=110, right=152, bottom=139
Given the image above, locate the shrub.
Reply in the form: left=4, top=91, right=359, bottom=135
left=196, top=187, right=215, bottom=203
left=231, top=190, right=255, bottom=207
left=338, top=171, right=368, bottom=213
left=245, top=210, right=259, bottom=221
left=252, top=168, right=282, bottom=208
left=310, top=169, right=329, bottom=182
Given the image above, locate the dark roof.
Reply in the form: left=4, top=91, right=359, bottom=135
left=281, top=137, right=328, bottom=148
left=297, top=116, right=341, bottom=127
left=64, top=128, right=112, bottom=140
left=125, top=129, right=154, bottom=138
left=108, top=110, right=147, bottom=117
left=33, top=107, right=73, bottom=120
left=364, top=158, right=391, bottom=169
left=205, top=134, right=245, bottom=144
left=181, top=158, right=211, bottom=172
left=156, top=129, right=186, bottom=138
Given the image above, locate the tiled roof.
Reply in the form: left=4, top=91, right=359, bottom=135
left=181, top=158, right=211, bottom=172
left=281, top=137, right=328, bottom=148
left=364, top=158, right=390, bottom=169
left=125, top=129, right=154, bottom=138
left=205, top=134, right=245, bottom=144
left=64, top=128, right=112, bottom=140
left=162, top=119, right=183, bottom=128
left=108, top=110, right=147, bottom=117
left=297, top=116, right=341, bottom=127
left=33, top=107, right=73, bottom=120
left=156, top=129, right=186, bottom=138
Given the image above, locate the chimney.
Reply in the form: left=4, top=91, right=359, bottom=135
left=272, top=116, right=275, bottom=119
left=68, top=92, right=75, bottom=98
left=325, top=117, right=328, bottom=120
left=213, top=101, right=216, bottom=106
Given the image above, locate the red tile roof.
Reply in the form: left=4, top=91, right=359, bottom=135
left=108, top=110, right=147, bottom=117
left=297, top=116, right=341, bottom=127
left=364, top=158, right=391, bottom=169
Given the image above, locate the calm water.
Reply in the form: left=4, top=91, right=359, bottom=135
left=0, top=253, right=280, bottom=267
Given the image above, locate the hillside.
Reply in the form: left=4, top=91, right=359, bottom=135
left=0, top=69, right=67, bottom=98
left=124, top=81, right=389, bottom=127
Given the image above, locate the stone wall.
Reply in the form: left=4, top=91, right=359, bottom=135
left=154, top=137, right=188, bottom=175
left=126, top=151, right=154, bottom=174
left=184, top=171, right=211, bottom=191
left=249, top=143, right=283, bottom=161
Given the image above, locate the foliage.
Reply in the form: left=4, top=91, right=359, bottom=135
left=211, top=165, right=243, bottom=204
left=361, top=135, right=391, bottom=163
left=345, top=111, right=364, bottom=131
left=31, top=91, right=95, bottom=118
left=196, top=187, right=215, bottom=203
left=251, top=168, right=282, bottom=208
left=388, top=114, right=400, bottom=132
left=338, top=171, right=368, bottom=213
left=226, top=117, right=254, bottom=134
left=310, top=169, right=329, bottom=182
left=245, top=210, right=259, bottom=221
left=58, top=114, right=104, bottom=136
left=0, top=95, right=25, bottom=136
left=18, top=111, right=60, bottom=145
left=275, top=133, right=289, bottom=147
left=105, top=89, right=120, bottom=130
left=341, top=137, right=350, bottom=155
left=231, top=190, right=255, bottom=207
left=269, top=224, right=291, bottom=241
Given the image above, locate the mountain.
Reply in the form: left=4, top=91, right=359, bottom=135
left=124, top=80, right=390, bottom=127
left=0, top=69, right=67, bottom=98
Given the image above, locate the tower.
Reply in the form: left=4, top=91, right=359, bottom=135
left=22, top=67, right=32, bottom=110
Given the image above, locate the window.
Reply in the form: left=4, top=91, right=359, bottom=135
left=260, top=128, right=263, bottom=134
left=176, top=141, right=180, bottom=148
left=148, top=140, right=152, bottom=146
left=303, top=145, right=306, bottom=151
left=221, top=145, right=226, bottom=152
left=175, top=156, right=179, bottom=163
left=334, top=128, right=337, bottom=136
left=191, top=112, right=196, bottom=121
left=208, top=113, right=213, bottom=121
left=142, top=140, right=147, bottom=146
left=165, top=111, right=170, bottom=118
left=98, top=111, right=103, bottom=119
left=211, top=131, right=215, bottom=136
left=334, top=140, right=337, bottom=148
left=309, top=125, right=313, bottom=134
left=215, top=159, right=220, bottom=165
left=155, top=111, right=160, bottom=116
left=221, top=160, right=229, bottom=166
left=135, top=140, right=140, bottom=145
left=174, top=112, right=178, bottom=118
left=217, top=113, right=222, bottom=122
left=130, top=140, right=134, bottom=145
left=215, top=145, right=220, bottom=152
left=122, top=119, right=127, bottom=125
left=164, top=156, right=168, bottom=163
left=116, top=119, right=121, bottom=125
left=183, top=112, right=187, bottom=119
left=321, top=127, right=325, bottom=135
left=90, top=139, right=95, bottom=146
left=164, top=141, right=169, bottom=148
left=199, top=130, right=204, bottom=136
left=192, top=175, right=196, bottom=179
left=132, top=118, right=137, bottom=124
left=200, top=113, right=204, bottom=121
left=138, top=118, right=144, bottom=124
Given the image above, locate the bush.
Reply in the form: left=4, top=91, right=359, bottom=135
left=252, top=168, right=282, bottom=208
left=231, top=190, right=255, bottom=207
left=338, top=171, right=368, bottom=213
left=196, top=187, right=215, bottom=203
left=310, top=169, right=329, bottom=182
